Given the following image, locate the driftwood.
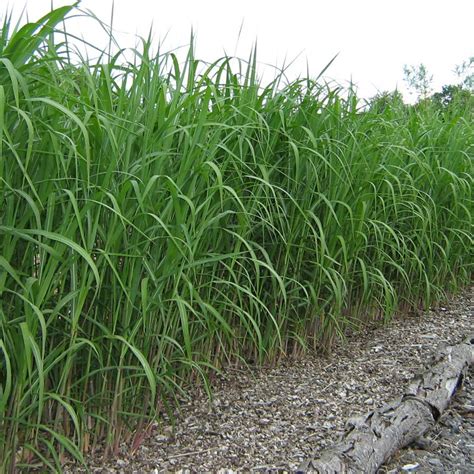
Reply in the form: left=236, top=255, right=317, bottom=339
left=298, top=335, right=474, bottom=473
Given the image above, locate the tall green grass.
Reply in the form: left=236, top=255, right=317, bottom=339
left=1, top=5, right=472, bottom=471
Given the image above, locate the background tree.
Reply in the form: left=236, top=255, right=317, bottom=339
left=403, top=63, right=433, bottom=100
left=454, top=56, right=474, bottom=91
left=368, top=90, right=405, bottom=114
left=431, top=84, right=471, bottom=108
left=402, top=58, right=473, bottom=116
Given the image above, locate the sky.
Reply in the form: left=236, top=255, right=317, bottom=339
left=5, top=0, right=474, bottom=100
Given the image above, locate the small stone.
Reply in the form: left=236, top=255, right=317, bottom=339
left=401, top=462, right=420, bottom=471
left=364, top=398, right=374, bottom=405
left=427, top=458, right=444, bottom=467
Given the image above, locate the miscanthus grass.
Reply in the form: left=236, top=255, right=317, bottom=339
left=0, top=5, right=472, bottom=471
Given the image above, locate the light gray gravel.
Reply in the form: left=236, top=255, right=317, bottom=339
left=67, top=286, right=473, bottom=473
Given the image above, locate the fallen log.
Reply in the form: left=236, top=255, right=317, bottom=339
left=298, top=334, right=474, bottom=474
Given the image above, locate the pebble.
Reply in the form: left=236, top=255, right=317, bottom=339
left=427, top=458, right=443, bottom=467
left=401, top=462, right=420, bottom=471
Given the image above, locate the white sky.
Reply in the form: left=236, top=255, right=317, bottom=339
left=5, top=0, right=474, bottom=100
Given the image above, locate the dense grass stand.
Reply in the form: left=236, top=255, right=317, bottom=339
left=0, top=5, right=472, bottom=471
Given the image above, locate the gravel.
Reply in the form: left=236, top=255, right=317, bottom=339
left=66, top=286, right=473, bottom=473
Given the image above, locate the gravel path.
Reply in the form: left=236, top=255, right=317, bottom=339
left=72, top=286, right=473, bottom=473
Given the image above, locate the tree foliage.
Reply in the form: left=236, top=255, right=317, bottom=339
left=403, top=63, right=433, bottom=100
left=454, top=56, right=474, bottom=91
left=431, top=84, right=472, bottom=109
left=402, top=59, right=473, bottom=114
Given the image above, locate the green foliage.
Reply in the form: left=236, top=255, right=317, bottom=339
left=455, top=56, right=474, bottom=91
left=403, top=63, right=433, bottom=99
left=403, top=58, right=473, bottom=109
left=0, top=6, right=472, bottom=471
left=431, top=84, right=473, bottom=113
left=367, top=90, right=405, bottom=114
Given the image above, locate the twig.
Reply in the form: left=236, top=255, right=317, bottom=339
left=166, top=447, right=215, bottom=460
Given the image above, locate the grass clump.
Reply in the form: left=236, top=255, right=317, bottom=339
left=0, top=5, right=472, bottom=471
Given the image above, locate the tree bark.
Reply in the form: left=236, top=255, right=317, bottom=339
left=298, top=335, right=474, bottom=474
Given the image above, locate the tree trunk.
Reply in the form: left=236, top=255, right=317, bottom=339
left=298, top=335, right=474, bottom=473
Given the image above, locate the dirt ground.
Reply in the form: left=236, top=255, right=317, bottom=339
left=66, top=286, right=473, bottom=473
